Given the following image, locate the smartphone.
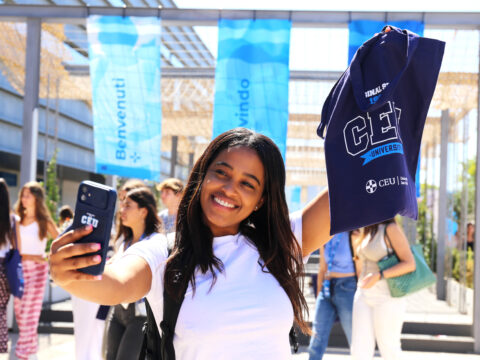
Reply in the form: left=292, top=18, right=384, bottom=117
left=69, top=180, right=117, bottom=275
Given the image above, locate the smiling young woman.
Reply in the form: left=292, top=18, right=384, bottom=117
left=199, top=146, right=264, bottom=237
left=49, top=128, right=332, bottom=360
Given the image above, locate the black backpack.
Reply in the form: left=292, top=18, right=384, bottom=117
left=138, top=290, right=185, bottom=360
left=138, top=279, right=299, bottom=360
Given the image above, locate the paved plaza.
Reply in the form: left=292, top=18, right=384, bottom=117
left=0, top=334, right=479, bottom=359
left=0, top=287, right=478, bottom=359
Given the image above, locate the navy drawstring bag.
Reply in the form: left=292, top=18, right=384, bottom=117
left=318, top=26, right=445, bottom=235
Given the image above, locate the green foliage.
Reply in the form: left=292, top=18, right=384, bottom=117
left=449, top=158, right=475, bottom=289
left=416, top=158, right=476, bottom=288
left=44, top=150, right=60, bottom=254
left=451, top=247, right=474, bottom=288
left=45, top=149, right=60, bottom=224
left=453, top=158, right=476, bottom=224
left=417, top=184, right=437, bottom=270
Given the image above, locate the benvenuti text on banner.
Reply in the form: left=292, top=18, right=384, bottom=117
left=87, top=16, right=162, bottom=180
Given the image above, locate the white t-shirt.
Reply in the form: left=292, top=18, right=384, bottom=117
left=124, top=211, right=303, bottom=360
left=19, top=221, right=46, bottom=256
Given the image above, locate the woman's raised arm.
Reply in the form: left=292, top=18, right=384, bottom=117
left=49, top=226, right=152, bottom=305
left=301, top=188, right=332, bottom=257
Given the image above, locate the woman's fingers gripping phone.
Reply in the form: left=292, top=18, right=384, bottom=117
left=49, top=225, right=103, bottom=286
left=50, top=225, right=93, bottom=254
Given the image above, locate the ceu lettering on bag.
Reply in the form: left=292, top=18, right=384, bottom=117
left=318, top=26, right=445, bottom=234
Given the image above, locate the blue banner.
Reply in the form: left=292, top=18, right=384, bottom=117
left=361, top=142, right=404, bottom=166
left=213, top=19, right=291, bottom=159
left=348, top=20, right=424, bottom=63
left=87, top=16, right=162, bottom=180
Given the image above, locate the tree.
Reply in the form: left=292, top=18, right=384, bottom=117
left=453, top=158, right=476, bottom=224
left=417, top=183, right=436, bottom=270
left=45, top=149, right=60, bottom=224
left=44, top=150, right=60, bottom=254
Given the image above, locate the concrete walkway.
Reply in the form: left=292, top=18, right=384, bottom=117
left=0, top=334, right=479, bottom=359
left=0, top=287, right=477, bottom=359
left=304, top=284, right=472, bottom=325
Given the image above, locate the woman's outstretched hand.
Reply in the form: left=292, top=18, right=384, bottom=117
left=49, top=225, right=103, bottom=287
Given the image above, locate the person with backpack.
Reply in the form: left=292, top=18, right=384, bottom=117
left=105, top=187, right=162, bottom=360
left=0, top=178, right=21, bottom=354
left=48, top=128, right=332, bottom=359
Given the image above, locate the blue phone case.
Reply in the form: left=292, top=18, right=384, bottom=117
left=70, top=181, right=117, bottom=275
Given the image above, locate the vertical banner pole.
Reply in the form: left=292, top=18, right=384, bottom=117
left=20, top=18, right=42, bottom=187
left=473, top=36, right=480, bottom=353
left=170, top=135, right=178, bottom=178
left=437, top=109, right=449, bottom=300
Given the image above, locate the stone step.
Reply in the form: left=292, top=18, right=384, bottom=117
left=403, top=322, right=471, bottom=337
left=38, top=309, right=74, bottom=335
left=39, top=308, right=474, bottom=354
left=401, top=334, right=474, bottom=353
left=299, top=322, right=475, bottom=354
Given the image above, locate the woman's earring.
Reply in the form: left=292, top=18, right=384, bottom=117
left=255, top=206, right=258, bottom=211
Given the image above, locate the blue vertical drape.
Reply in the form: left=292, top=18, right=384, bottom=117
left=213, top=19, right=291, bottom=159
left=87, top=16, right=162, bottom=180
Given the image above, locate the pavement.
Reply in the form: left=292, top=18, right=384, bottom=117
left=0, top=334, right=479, bottom=359
left=0, top=287, right=478, bottom=359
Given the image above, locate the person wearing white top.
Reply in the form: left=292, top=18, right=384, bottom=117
left=105, top=187, right=162, bottom=360
left=0, top=178, right=22, bottom=354
left=49, top=128, right=332, bottom=359
left=351, top=220, right=415, bottom=360
left=156, top=178, right=184, bottom=235
left=14, top=181, right=58, bottom=360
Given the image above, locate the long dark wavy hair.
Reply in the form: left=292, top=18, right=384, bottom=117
left=0, top=179, right=13, bottom=247
left=165, top=128, right=309, bottom=333
left=115, top=187, right=161, bottom=245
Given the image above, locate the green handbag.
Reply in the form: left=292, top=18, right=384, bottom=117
left=377, top=230, right=436, bottom=298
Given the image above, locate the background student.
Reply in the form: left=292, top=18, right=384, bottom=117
left=308, top=230, right=357, bottom=359
left=156, top=178, right=184, bottom=235
left=14, top=182, right=58, bottom=360
left=351, top=220, right=415, bottom=360
left=105, top=187, right=162, bottom=360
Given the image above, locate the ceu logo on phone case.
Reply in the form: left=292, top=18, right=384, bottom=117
left=80, top=213, right=99, bottom=228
